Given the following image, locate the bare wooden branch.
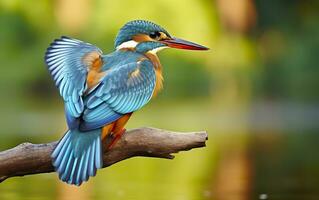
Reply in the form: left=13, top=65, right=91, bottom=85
left=0, top=127, right=207, bottom=182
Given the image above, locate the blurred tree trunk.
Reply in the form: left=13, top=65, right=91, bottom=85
left=212, top=148, right=252, bottom=200
left=55, top=0, right=91, bottom=33
left=216, top=0, right=256, bottom=34
left=209, top=0, right=257, bottom=132
left=206, top=1, right=258, bottom=198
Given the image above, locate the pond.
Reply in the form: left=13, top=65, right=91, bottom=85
left=1, top=100, right=319, bottom=200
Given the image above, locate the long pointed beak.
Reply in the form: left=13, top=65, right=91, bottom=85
left=161, top=37, right=209, bottom=50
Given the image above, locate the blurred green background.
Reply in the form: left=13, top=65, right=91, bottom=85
left=1, top=0, right=319, bottom=199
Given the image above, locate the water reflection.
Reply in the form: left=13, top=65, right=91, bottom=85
left=1, top=101, right=319, bottom=200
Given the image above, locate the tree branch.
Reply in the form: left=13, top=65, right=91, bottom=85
left=0, top=127, right=207, bottom=182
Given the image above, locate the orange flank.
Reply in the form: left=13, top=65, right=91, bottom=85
left=101, top=113, right=132, bottom=148
left=101, top=123, right=114, bottom=140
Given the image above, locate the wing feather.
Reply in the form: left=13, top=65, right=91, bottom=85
left=80, top=59, right=156, bottom=131
left=45, top=36, right=103, bottom=121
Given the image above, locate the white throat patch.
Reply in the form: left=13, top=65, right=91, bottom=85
left=116, top=40, right=169, bottom=54
left=148, top=46, right=168, bottom=54
left=116, top=40, right=138, bottom=50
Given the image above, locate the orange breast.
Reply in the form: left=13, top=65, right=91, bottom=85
left=153, top=68, right=163, bottom=97
left=143, top=52, right=164, bottom=98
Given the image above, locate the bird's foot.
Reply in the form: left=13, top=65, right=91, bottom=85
left=108, top=128, right=126, bottom=150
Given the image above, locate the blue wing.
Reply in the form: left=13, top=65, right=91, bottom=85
left=80, top=59, right=156, bottom=131
left=45, top=36, right=103, bottom=119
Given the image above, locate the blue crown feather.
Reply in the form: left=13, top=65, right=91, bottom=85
left=114, top=20, right=171, bottom=48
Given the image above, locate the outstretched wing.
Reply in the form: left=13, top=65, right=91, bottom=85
left=80, top=59, right=156, bottom=131
left=45, top=36, right=103, bottom=119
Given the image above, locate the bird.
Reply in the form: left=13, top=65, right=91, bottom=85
left=45, top=20, right=208, bottom=186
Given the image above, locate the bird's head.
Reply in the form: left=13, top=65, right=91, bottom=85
left=115, top=20, right=209, bottom=53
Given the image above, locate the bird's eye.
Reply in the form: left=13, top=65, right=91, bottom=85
left=149, top=32, right=161, bottom=40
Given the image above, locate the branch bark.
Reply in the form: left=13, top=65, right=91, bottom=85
left=0, top=127, right=207, bottom=182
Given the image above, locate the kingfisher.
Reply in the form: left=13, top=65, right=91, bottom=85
left=45, top=20, right=208, bottom=186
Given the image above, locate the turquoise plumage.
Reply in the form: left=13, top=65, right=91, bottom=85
left=45, top=37, right=156, bottom=185
left=46, top=37, right=102, bottom=118
left=45, top=20, right=208, bottom=186
left=51, top=129, right=102, bottom=184
left=82, top=58, right=155, bottom=130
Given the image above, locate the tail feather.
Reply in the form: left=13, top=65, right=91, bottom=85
left=51, top=129, right=103, bottom=186
left=89, top=142, right=96, bottom=177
